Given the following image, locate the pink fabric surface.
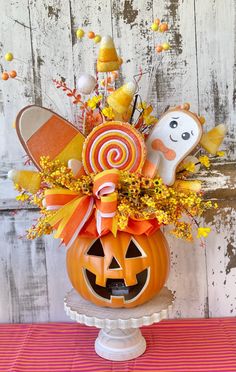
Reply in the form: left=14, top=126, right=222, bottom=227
left=0, top=318, right=235, bottom=371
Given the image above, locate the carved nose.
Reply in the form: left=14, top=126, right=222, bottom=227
left=108, top=257, right=121, bottom=270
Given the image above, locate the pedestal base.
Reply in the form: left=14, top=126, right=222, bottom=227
left=64, top=287, right=174, bottom=361
left=95, top=328, right=146, bottom=361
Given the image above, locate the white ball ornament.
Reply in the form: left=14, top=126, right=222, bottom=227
left=77, top=73, right=96, bottom=95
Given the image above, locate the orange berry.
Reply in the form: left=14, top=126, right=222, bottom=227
left=9, top=70, right=17, bottom=78
left=88, top=31, right=95, bottom=39
left=155, top=45, right=163, bottom=53
left=199, top=116, right=206, bottom=125
left=2, top=72, right=9, bottom=80
left=159, top=23, right=168, bottom=32
left=154, top=18, right=160, bottom=25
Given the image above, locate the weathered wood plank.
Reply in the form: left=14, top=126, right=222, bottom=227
left=70, top=0, right=113, bottom=75
left=111, top=0, right=153, bottom=98
left=151, top=0, right=208, bottom=316
left=43, top=235, right=70, bottom=322
left=194, top=0, right=236, bottom=317
left=0, top=0, right=34, bottom=171
left=151, top=0, right=199, bottom=115
left=0, top=210, right=71, bottom=323
left=0, top=0, right=235, bottom=322
left=165, top=228, right=208, bottom=318
left=0, top=210, right=50, bottom=322
left=195, top=0, right=236, bottom=158
left=205, top=203, right=236, bottom=316
left=28, top=0, right=76, bottom=123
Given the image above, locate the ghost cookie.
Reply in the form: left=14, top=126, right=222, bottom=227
left=142, top=107, right=203, bottom=185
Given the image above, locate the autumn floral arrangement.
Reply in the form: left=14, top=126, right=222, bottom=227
left=4, top=19, right=226, bottom=247
left=3, top=17, right=228, bottom=308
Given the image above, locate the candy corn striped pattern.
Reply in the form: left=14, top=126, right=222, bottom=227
left=0, top=318, right=235, bottom=371
left=16, top=106, right=84, bottom=169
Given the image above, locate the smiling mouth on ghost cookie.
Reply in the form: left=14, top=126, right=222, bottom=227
left=169, top=134, right=178, bottom=142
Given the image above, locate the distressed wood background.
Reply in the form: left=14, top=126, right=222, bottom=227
left=0, top=0, right=235, bottom=322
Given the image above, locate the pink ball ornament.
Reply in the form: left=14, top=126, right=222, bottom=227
left=77, top=73, right=97, bottom=95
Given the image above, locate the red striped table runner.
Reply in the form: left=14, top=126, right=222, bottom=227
left=0, top=318, right=235, bottom=371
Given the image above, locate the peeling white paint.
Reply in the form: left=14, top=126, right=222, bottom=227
left=0, top=0, right=235, bottom=322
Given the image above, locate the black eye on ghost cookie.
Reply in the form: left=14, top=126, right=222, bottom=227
left=169, top=120, right=178, bottom=128
left=182, top=132, right=190, bottom=140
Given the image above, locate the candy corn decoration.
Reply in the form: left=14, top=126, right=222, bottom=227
left=68, top=159, right=86, bottom=178
left=16, top=106, right=84, bottom=169
left=97, top=36, right=121, bottom=72
left=174, top=180, right=202, bottom=193
left=200, top=124, right=227, bottom=155
left=107, top=82, right=136, bottom=114
left=8, top=169, right=41, bottom=194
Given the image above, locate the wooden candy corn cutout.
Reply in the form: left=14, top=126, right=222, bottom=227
left=200, top=124, right=226, bottom=155
left=142, top=108, right=203, bottom=185
left=8, top=169, right=41, bottom=194
left=16, top=105, right=85, bottom=169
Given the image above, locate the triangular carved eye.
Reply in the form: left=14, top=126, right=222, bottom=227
left=87, top=239, right=105, bottom=257
left=125, top=240, right=143, bottom=258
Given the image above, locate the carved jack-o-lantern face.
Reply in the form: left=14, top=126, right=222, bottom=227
left=66, top=230, right=169, bottom=308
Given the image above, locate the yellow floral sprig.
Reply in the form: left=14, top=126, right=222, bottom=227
left=184, top=162, right=196, bottom=173
left=137, top=101, right=158, bottom=127
left=199, top=155, right=210, bottom=168
left=87, top=95, right=102, bottom=110
left=15, top=157, right=215, bottom=242
left=197, top=227, right=211, bottom=238
left=102, top=106, right=115, bottom=119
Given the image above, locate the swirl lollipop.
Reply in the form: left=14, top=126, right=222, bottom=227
left=82, top=121, right=146, bottom=174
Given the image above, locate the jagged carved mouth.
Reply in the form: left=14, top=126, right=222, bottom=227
left=84, top=268, right=149, bottom=302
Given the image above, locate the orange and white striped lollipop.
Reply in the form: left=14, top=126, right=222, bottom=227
left=82, top=121, right=146, bottom=174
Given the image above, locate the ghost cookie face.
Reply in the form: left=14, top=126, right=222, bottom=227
left=143, top=109, right=203, bottom=185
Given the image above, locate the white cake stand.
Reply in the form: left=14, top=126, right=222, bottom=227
left=64, top=287, right=174, bottom=361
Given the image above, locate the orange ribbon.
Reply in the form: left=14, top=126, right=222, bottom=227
left=44, top=169, right=120, bottom=247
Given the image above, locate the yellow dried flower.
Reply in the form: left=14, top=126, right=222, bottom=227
left=184, top=162, right=196, bottom=173
left=144, top=115, right=158, bottom=126
left=137, top=101, right=148, bottom=110
left=87, top=95, right=102, bottom=110
left=16, top=194, right=30, bottom=202
left=216, top=151, right=225, bottom=157
left=199, top=155, right=210, bottom=168
left=197, top=227, right=211, bottom=238
left=102, top=106, right=115, bottom=119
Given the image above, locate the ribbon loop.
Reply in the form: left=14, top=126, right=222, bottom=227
left=44, top=169, right=120, bottom=247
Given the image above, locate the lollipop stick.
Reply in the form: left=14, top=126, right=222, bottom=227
left=103, top=72, right=108, bottom=104
left=82, top=110, right=87, bottom=136
left=129, top=94, right=138, bottom=124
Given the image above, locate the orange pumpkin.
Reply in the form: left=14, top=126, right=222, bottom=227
left=66, top=230, right=170, bottom=308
